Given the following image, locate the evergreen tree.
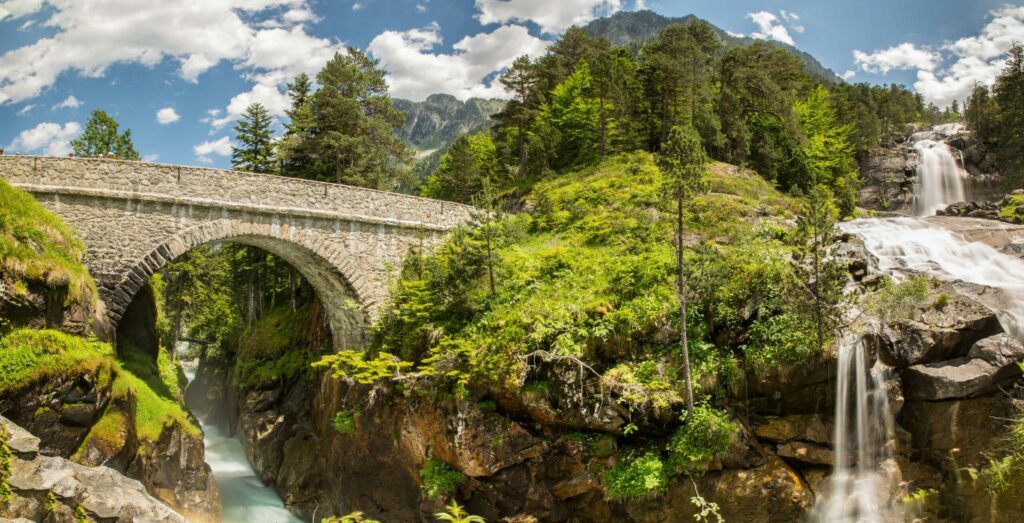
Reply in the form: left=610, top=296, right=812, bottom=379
left=794, top=86, right=860, bottom=216
left=795, top=185, right=844, bottom=353
left=592, top=48, right=641, bottom=158
left=421, top=133, right=499, bottom=204
left=71, top=110, right=140, bottom=160
left=279, top=73, right=317, bottom=178
left=658, top=125, right=710, bottom=416
left=495, top=55, right=542, bottom=177
left=994, top=44, right=1024, bottom=180
left=231, top=103, right=276, bottom=174
left=538, top=62, right=602, bottom=168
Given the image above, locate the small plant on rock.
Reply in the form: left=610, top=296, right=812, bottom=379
left=420, top=458, right=467, bottom=499
left=435, top=501, right=485, bottom=523
left=333, top=410, right=356, bottom=435
left=603, top=451, right=667, bottom=502
left=667, top=405, right=737, bottom=474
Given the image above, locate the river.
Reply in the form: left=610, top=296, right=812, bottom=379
left=182, top=367, right=302, bottom=523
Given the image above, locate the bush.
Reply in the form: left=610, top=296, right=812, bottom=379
left=333, top=410, right=356, bottom=435
left=866, top=274, right=931, bottom=324
left=743, top=312, right=818, bottom=376
left=603, top=451, right=667, bottom=502
left=667, top=406, right=737, bottom=474
left=420, top=459, right=466, bottom=499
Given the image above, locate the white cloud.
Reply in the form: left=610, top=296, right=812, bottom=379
left=143, top=153, right=159, bottom=162
left=475, top=0, right=622, bottom=34
left=156, top=107, right=181, bottom=124
left=6, top=121, right=81, bottom=156
left=52, top=94, right=80, bottom=109
left=352, top=2, right=363, bottom=10
left=0, top=0, right=317, bottom=105
left=416, top=3, right=426, bottom=13
left=779, top=10, right=803, bottom=32
left=841, top=70, right=856, bottom=80
left=0, top=0, right=44, bottom=21
left=853, top=43, right=940, bottom=74
left=194, top=136, right=233, bottom=163
left=634, top=0, right=646, bottom=10
left=210, top=81, right=291, bottom=129
left=747, top=11, right=795, bottom=46
left=16, top=104, right=34, bottom=115
left=852, top=6, right=1024, bottom=108
left=368, top=22, right=549, bottom=101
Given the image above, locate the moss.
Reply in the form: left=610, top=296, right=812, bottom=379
left=0, top=329, right=114, bottom=395
left=1, top=422, right=12, bottom=505
left=333, top=410, right=356, bottom=435
left=72, top=409, right=129, bottom=461
left=232, top=305, right=326, bottom=390
left=419, top=458, right=467, bottom=499
left=0, top=178, right=97, bottom=306
left=999, top=194, right=1024, bottom=219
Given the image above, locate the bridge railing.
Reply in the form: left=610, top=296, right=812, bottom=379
left=0, top=156, right=475, bottom=231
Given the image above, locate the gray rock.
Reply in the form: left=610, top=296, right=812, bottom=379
left=775, top=441, right=835, bottom=466
left=0, top=417, right=40, bottom=456
left=901, top=334, right=1024, bottom=400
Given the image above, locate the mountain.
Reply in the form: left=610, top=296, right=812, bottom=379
left=583, top=10, right=842, bottom=84
left=394, top=94, right=506, bottom=153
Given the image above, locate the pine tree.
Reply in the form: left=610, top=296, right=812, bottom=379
left=495, top=55, right=541, bottom=177
left=279, top=73, right=317, bottom=178
left=658, top=125, right=710, bottom=416
left=311, top=48, right=410, bottom=188
left=994, top=44, right=1024, bottom=179
left=231, top=103, right=276, bottom=174
left=71, top=110, right=140, bottom=160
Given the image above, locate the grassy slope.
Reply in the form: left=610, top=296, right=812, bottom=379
left=371, top=152, right=801, bottom=400
left=0, top=179, right=96, bottom=305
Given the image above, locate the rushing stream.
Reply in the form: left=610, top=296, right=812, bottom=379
left=183, top=367, right=301, bottom=523
left=814, top=123, right=1024, bottom=521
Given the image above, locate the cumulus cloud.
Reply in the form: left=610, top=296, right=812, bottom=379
left=747, top=11, right=795, bottom=46
left=0, top=0, right=331, bottom=107
left=841, top=70, right=856, bottom=81
left=852, top=6, right=1024, bottom=108
left=156, top=107, right=181, bottom=124
left=368, top=22, right=549, bottom=101
left=352, top=2, right=363, bottom=10
left=6, top=121, right=81, bottom=156
left=16, top=104, right=34, bottom=115
left=475, top=0, right=622, bottom=34
left=194, top=136, right=233, bottom=163
left=52, top=94, right=80, bottom=109
left=853, top=43, right=940, bottom=74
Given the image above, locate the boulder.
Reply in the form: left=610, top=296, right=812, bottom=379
left=754, top=415, right=834, bottom=446
left=901, top=334, right=1024, bottom=400
left=898, top=395, right=1019, bottom=469
left=877, top=290, right=1001, bottom=367
left=0, top=416, right=188, bottom=523
left=776, top=441, right=834, bottom=467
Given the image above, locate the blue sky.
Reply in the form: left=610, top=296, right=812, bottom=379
left=1, top=0, right=1021, bottom=169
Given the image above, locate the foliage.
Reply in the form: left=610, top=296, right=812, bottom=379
left=691, top=492, right=724, bottom=523
left=314, top=349, right=413, bottom=384
left=75, top=505, right=93, bottom=523
left=112, top=344, right=200, bottom=441
left=435, top=501, right=486, bottom=523
left=602, top=360, right=681, bottom=412
left=743, top=312, right=818, bottom=376
left=667, top=405, right=737, bottom=474
left=279, top=48, right=412, bottom=190
left=865, top=274, right=931, bottom=324
left=0, top=179, right=97, bottom=306
left=794, top=86, right=860, bottom=216
left=333, top=410, right=356, bottom=435
left=232, top=304, right=325, bottom=390
left=603, top=451, right=667, bottom=502
left=232, top=103, right=276, bottom=174
left=70, top=110, right=140, bottom=160
left=421, top=132, right=501, bottom=204
left=419, top=458, right=467, bottom=499
left=322, top=512, right=381, bottom=523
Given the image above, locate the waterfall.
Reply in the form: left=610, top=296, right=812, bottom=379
left=812, top=333, right=898, bottom=523
left=911, top=126, right=967, bottom=217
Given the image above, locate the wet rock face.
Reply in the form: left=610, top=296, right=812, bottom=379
left=858, top=145, right=918, bottom=212
left=1, top=416, right=188, bottom=523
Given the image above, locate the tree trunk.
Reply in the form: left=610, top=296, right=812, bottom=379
left=517, top=122, right=527, bottom=177
left=677, top=194, right=695, bottom=416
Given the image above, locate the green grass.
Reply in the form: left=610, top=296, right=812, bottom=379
left=0, top=179, right=97, bottom=305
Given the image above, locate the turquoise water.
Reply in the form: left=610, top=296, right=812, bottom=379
left=183, top=368, right=301, bottom=523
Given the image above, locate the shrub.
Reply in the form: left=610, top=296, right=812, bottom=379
left=866, top=274, right=931, bottom=324
left=603, top=451, right=667, bottom=502
left=667, top=406, right=737, bottom=474
left=743, top=312, right=818, bottom=376
left=420, top=459, right=467, bottom=499
left=333, top=410, right=356, bottom=435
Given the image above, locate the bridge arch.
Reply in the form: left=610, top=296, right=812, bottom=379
left=118, top=221, right=372, bottom=349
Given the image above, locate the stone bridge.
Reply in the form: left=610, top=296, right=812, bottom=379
left=0, top=156, right=474, bottom=348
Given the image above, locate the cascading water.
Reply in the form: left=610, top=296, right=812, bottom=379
left=812, top=332, right=898, bottom=522
left=183, top=366, right=301, bottom=523
left=911, top=123, right=968, bottom=217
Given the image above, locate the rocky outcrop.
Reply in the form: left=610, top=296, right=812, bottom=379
left=1, top=416, right=187, bottom=523
left=857, top=144, right=918, bottom=212
left=901, top=333, right=1024, bottom=400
